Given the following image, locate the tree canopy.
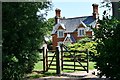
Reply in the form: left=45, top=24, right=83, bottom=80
left=46, top=18, right=55, bottom=35
left=2, top=2, right=52, bottom=80
left=94, top=17, right=120, bottom=79
left=93, top=2, right=120, bottom=79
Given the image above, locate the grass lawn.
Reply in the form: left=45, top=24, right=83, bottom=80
left=33, top=53, right=96, bottom=71
left=34, top=61, right=43, bottom=71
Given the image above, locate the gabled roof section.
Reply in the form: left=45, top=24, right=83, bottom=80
left=63, top=34, right=76, bottom=43
left=79, top=21, right=87, bottom=28
left=52, top=23, right=65, bottom=34
left=83, top=16, right=96, bottom=28
left=52, top=16, right=96, bottom=34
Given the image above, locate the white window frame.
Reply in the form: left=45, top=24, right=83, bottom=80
left=57, top=29, right=64, bottom=38
left=78, top=28, right=85, bottom=37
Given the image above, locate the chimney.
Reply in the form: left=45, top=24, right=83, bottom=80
left=55, top=8, right=61, bottom=24
left=92, top=4, right=99, bottom=19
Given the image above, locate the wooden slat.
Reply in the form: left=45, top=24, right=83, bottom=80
left=77, top=60, right=88, bottom=63
left=48, top=60, right=56, bottom=62
left=63, top=55, right=86, bottom=57
left=75, top=66, right=87, bottom=67
left=63, top=68, right=86, bottom=71
left=48, top=64, right=56, bottom=66
left=48, top=68, right=56, bottom=70
left=63, top=56, right=74, bottom=58
left=63, top=59, right=87, bottom=63
left=47, top=50, right=56, bottom=52
left=75, top=55, right=82, bottom=57
left=63, top=64, right=75, bottom=66
left=62, top=50, right=86, bottom=53
left=63, top=60, right=74, bottom=62
left=63, top=64, right=87, bottom=67
left=48, top=56, right=56, bottom=57
left=63, top=55, right=86, bottom=58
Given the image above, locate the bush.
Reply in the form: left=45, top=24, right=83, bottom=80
left=94, top=18, right=120, bottom=79
left=68, top=38, right=97, bottom=61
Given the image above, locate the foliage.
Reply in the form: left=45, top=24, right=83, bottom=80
left=43, top=18, right=54, bottom=50
left=2, top=2, right=52, bottom=80
left=68, top=38, right=97, bottom=61
left=46, top=18, right=55, bottom=35
left=93, top=17, right=120, bottom=79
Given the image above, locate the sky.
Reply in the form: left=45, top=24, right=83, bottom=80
left=46, top=0, right=112, bottom=20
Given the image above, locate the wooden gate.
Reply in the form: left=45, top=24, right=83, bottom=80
left=61, top=47, right=89, bottom=73
left=42, top=45, right=89, bottom=74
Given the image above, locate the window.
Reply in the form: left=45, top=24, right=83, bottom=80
left=57, top=30, right=64, bottom=38
left=78, top=28, right=85, bottom=37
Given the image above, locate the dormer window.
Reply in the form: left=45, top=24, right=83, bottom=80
left=78, top=28, right=85, bottom=37
left=57, top=29, right=64, bottom=38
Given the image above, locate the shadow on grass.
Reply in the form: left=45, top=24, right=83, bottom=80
left=25, top=71, right=57, bottom=79
left=26, top=69, right=87, bottom=79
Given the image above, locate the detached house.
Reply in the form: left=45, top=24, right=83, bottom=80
left=51, top=4, right=99, bottom=49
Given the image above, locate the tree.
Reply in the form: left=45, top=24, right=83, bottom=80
left=2, top=2, right=52, bottom=80
left=42, top=18, right=55, bottom=50
left=100, top=1, right=120, bottom=19
left=93, top=17, right=120, bottom=79
left=44, top=18, right=55, bottom=41
left=47, top=18, right=55, bottom=35
left=93, top=1, right=120, bottom=79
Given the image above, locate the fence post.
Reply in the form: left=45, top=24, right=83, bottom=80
left=56, top=47, right=61, bottom=74
left=87, top=49, right=89, bottom=73
left=60, top=45, right=63, bottom=71
left=46, top=49, right=48, bottom=71
left=43, top=47, right=46, bottom=72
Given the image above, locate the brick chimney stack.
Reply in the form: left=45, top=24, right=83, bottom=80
left=92, top=4, right=99, bottom=19
left=55, top=8, right=61, bottom=24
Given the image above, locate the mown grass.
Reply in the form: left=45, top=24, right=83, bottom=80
left=34, top=61, right=43, bottom=71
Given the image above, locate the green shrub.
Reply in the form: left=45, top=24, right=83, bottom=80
left=68, top=38, right=97, bottom=61
left=94, top=18, right=120, bottom=79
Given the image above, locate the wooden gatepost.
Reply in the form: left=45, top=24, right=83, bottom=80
left=42, top=47, right=48, bottom=72
left=87, top=49, right=89, bottom=73
left=56, top=47, right=61, bottom=74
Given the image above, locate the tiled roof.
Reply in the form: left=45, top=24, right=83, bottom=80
left=52, top=16, right=96, bottom=34
left=52, top=23, right=65, bottom=34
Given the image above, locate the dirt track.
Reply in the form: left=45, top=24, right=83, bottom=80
left=29, top=69, right=110, bottom=80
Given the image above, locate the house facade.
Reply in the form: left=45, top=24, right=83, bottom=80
left=52, top=4, right=99, bottom=49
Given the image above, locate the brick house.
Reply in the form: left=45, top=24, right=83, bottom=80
left=51, top=4, right=99, bottom=49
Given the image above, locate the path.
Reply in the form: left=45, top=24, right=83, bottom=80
left=29, top=69, right=110, bottom=80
